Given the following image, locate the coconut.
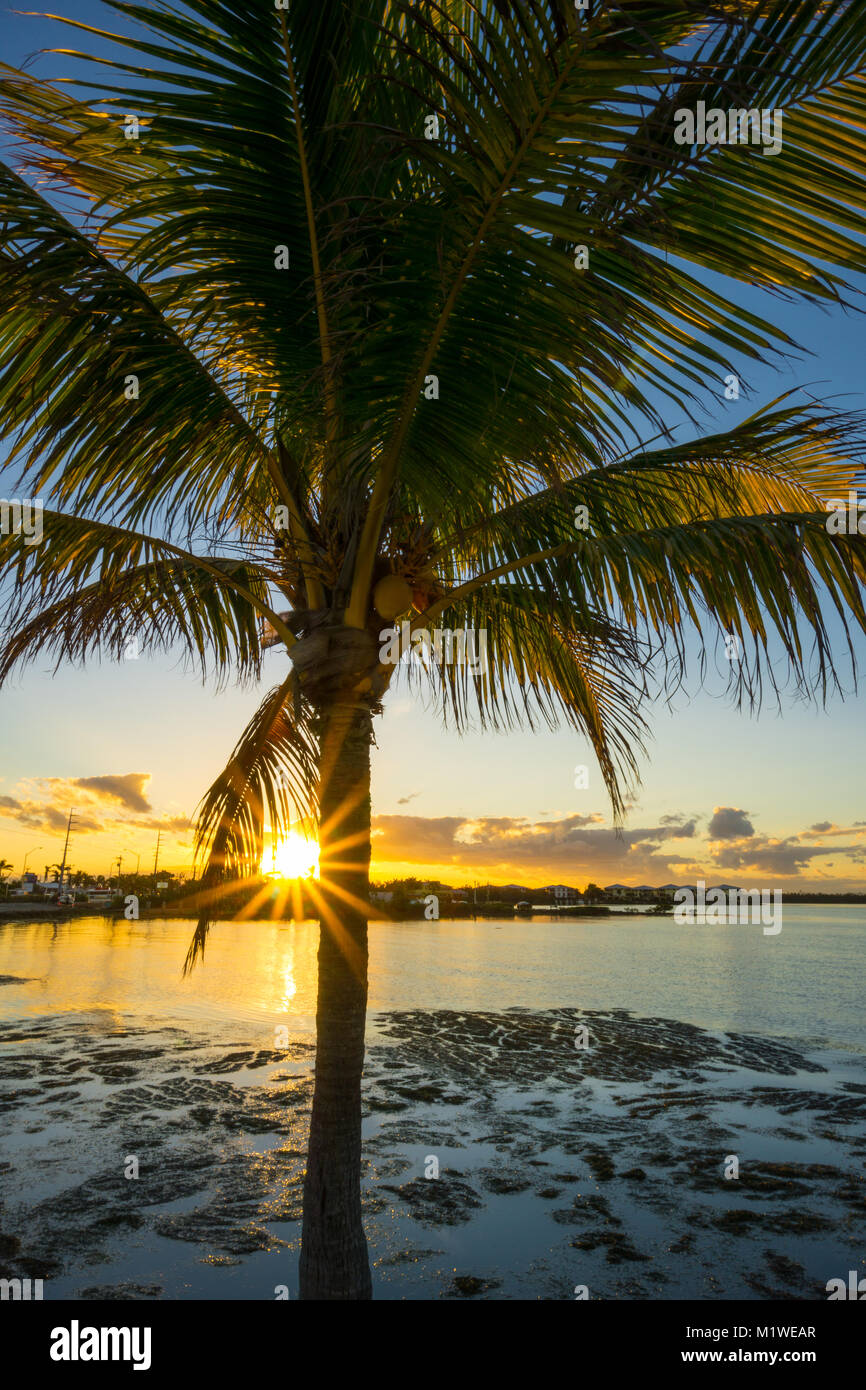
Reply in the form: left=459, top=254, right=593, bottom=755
left=373, top=573, right=413, bottom=619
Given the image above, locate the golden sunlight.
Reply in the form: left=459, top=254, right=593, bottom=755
left=265, top=831, right=320, bottom=881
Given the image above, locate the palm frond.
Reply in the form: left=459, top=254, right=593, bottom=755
left=184, top=674, right=318, bottom=972
left=395, top=590, right=650, bottom=819
left=0, top=509, right=294, bottom=682
left=0, top=156, right=276, bottom=536
left=430, top=398, right=865, bottom=568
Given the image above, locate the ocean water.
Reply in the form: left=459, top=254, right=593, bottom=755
left=0, top=904, right=863, bottom=1052
left=1, top=907, right=864, bottom=1299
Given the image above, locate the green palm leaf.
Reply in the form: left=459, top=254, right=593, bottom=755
left=0, top=508, right=295, bottom=679
left=0, top=0, right=865, bottom=941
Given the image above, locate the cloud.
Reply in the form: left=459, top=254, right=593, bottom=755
left=372, top=815, right=467, bottom=858
left=7, top=801, right=104, bottom=834
left=713, top=836, right=848, bottom=876
left=369, top=807, right=866, bottom=888
left=72, top=774, right=151, bottom=813
left=798, top=822, right=866, bottom=840
left=127, top=813, right=190, bottom=833
left=708, top=806, right=754, bottom=839
left=397, top=792, right=420, bottom=806
left=371, top=811, right=697, bottom=880
left=0, top=773, right=184, bottom=846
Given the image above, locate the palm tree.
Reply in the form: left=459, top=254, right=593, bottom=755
left=0, top=859, right=12, bottom=897
left=2, top=0, right=866, bottom=1299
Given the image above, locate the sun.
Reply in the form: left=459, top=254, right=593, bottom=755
left=266, top=831, right=320, bottom=881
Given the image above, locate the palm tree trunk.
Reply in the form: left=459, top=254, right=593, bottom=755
left=299, top=699, right=373, bottom=1300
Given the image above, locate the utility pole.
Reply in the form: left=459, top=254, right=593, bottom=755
left=153, top=830, right=161, bottom=880
left=57, top=810, right=78, bottom=891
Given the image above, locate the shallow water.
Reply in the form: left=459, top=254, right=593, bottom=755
left=1, top=904, right=863, bottom=1050
left=0, top=910, right=863, bottom=1300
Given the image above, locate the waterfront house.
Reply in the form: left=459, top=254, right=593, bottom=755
left=603, top=883, right=630, bottom=900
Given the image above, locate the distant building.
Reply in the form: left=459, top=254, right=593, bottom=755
left=603, top=883, right=630, bottom=899
left=370, top=891, right=393, bottom=903
left=544, top=884, right=582, bottom=903
left=669, top=883, right=743, bottom=898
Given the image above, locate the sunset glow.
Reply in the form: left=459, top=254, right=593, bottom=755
left=266, top=831, right=320, bottom=882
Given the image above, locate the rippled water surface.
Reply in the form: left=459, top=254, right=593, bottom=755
left=0, top=906, right=863, bottom=1050
left=0, top=908, right=863, bottom=1300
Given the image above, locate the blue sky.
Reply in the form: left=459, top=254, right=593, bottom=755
left=0, top=1, right=864, bottom=888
